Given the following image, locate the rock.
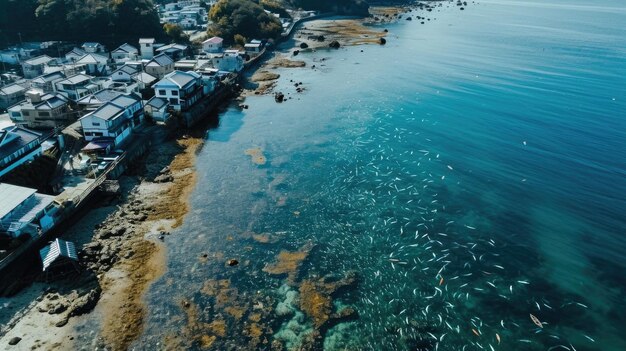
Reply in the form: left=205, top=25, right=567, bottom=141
left=227, top=259, right=239, bottom=266
left=329, top=41, right=341, bottom=49
left=55, top=317, right=69, bottom=327
left=300, top=42, right=309, bottom=49
left=274, top=92, right=285, bottom=103
left=48, top=302, right=68, bottom=314
left=293, top=50, right=299, bottom=56
left=8, top=337, right=21, bottom=346
left=406, top=16, right=412, bottom=21
left=68, top=288, right=101, bottom=317
left=154, top=174, right=174, bottom=183
left=379, top=37, right=387, bottom=45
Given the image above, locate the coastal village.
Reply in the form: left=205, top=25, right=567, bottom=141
left=0, top=0, right=297, bottom=285
left=0, top=0, right=432, bottom=349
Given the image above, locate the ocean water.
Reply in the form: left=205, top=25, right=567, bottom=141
left=135, top=1, right=626, bottom=350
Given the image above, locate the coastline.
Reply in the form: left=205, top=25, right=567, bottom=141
left=0, top=5, right=412, bottom=350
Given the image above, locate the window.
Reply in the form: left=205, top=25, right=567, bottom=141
left=158, top=89, right=166, bottom=95
left=22, top=111, right=30, bottom=116
left=39, top=111, right=50, bottom=117
left=169, top=98, right=178, bottom=104
left=172, top=90, right=178, bottom=96
left=92, top=122, right=101, bottom=126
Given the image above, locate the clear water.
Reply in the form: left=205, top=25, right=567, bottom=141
left=136, top=1, right=626, bottom=350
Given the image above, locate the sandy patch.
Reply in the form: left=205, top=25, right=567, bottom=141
left=245, top=147, right=267, bottom=165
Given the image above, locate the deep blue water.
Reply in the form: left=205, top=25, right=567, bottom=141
left=136, top=1, right=626, bottom=350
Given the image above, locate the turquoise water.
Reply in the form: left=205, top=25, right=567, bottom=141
left=136, top=1, right=626, bottom=350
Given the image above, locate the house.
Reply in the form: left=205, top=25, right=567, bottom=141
left=79, top=93, right=144, bottom=146
left=111, top=43, right=139, bottom=63
left=76, top=89, right=124, bottom=112
left=144, top=97, right=170, bottom=122
left=244, top=42, right=263, bottom=54
left=75, top=53, right=109, bottom=76
left=22, top=55, right=55, bottom=79
left=203, top=37, right=224, bottom=53
left=30, top=72, right=66, bottom=94
left=111, top=65, right=141, bottom=82
left=133, top=72, right=157, bottom=90
left=210, top=50, right=244, bottom=72
left=0, top=126, right=47, bottom=178
left=153, top=70, right=203, bottom=111
left=0, top=83, right=27, bottom=110
left=0, top=183, right=58, bottom=238
left=8, top=91, right=72, bottom=129
left=145, top=54, right=175, bottom=79
left=81, top=42, right=106, bottom=54
left=155, top=43, right=188, bottom=61
left=55, top=74, right=101, bottom=101
left=40, top=239, right=79, bottom=275
left=64, top=47, right=87, bottom=63
left=139, top=38, right=156, bottom=60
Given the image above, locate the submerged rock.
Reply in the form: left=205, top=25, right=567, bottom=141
left=329, top=41, right=341, bottom=49
left=227, top=259, right=239, bottom=266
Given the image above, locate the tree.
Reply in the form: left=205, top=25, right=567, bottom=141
left=234, top=34, right=246, bottom=47
left=208, top=0, right=283, bottom=43
left=164, top=23, right=190, bottom=44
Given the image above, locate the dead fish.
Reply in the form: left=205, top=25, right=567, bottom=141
left=439, top=277, right=445, bottom=286
left=472, top=328, right=481, bottom=336
left=530, top=314, right=543, bottom=328
left=496, top=333, right=501, bottom=344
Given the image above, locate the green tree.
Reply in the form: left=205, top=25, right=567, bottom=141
left=208, top=0, right=283, bottom=43
left=164, top=23, right=190, bottom=44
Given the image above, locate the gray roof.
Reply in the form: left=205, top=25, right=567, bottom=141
left=31, top=71, right=65, bottom=84
left=114, top=65, right=140, bottom=75
left=156, top=43, right=188, bottom=52
left=158, top=70, right=200, bottom=89
left=0, top=183, right=37, bottom=219
left=40, top=239, right=78, bottom=271
left=77, top=89, right=124, bottom=105
left=147, top=53, right=174, bottom=67
left=146, top=96, right=168, bottom=109
left=0, top=83, right=27, bottom=96
left=110, top=94, right=139, bottom=109
left=23, top=55, right=54, bottom=66
left=139, top=38, right=155, bottom=44
left=133, top=72, right=157, bottom=84
left=76, top=53, right=108, bottom=65
left=57, top=74, right=92, bottom=86
left=66, top=47, right=86, bottom=57
left=89, top=103, right=124, bottom=121
left=0, top=127, right=41, bottom=162
left=113, top=43, right=138, bottom=54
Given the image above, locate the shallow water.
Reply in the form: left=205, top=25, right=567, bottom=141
left=136, top=0, right=626, bottom=350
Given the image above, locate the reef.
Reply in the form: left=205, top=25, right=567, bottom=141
left=263, top=242, right=315, bottom=284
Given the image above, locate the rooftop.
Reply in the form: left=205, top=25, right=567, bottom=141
left=57, top=74, right=92, bottom=86
left=147, top=53, right=174, bottom=67
left=113, top=43, right=138, bottom=54
left=139, top=38, right=156, bottom=44
left=156, top=70, right=201, bottom=89
left=77, top=89, right=124, bottom=106
left=0, top=183, right=37, bottom=219
left=23, top=55, right=54, bottom=66
left=0, top=83, right=27, bottom=96
left=40, top=239, right=78, bottom=271
left=146, top=96, right=168, bottom=109
left=203, top=37, right=224, bottom=44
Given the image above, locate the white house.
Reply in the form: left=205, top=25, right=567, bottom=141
left=55, top=74, right=101, bottom=101
left=79, top=93, right=144, bottom=146
left=75, top=53, right=109, bottom=76
left=203, top=37, right=224, bottom=53
left=30, top=71, right=66, bottom=93
left=0, top=126, right=46, bottom=178
left=22, top=55, right=55, bottom=79
left=210, top=50, right=244, bottom=72
left=111, top=65, right=140, bottom=82
left=111, top=43, right=139, bottom=62
left=145, top=53, right=175, bottom=79
left=153, top=70, right=203, bottom=111
left=0, top=83, right=28, bottom=110
left=139, top=38, right=156, bottom=60
left=8, top=92, right=72, bottom=129
left=64, top=47, right=87, bottom=63
left=81, top=42, right=106, bottom=54
left=0, top=183, right=59, bottom=238
left=144, top=97, right=170, bottom=122
left=76, top=89, right=124, bottom=112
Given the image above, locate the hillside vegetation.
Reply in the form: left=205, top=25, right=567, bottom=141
left=0, top=0, right=165, bottom=48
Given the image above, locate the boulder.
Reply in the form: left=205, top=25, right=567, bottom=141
left=300, top=42, right=309, bottom=49
left=379, top=38, right=387, bottom=45
left=329, top=41, right=341, bottom=49
left=8, top=337, right=21, bottom=346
